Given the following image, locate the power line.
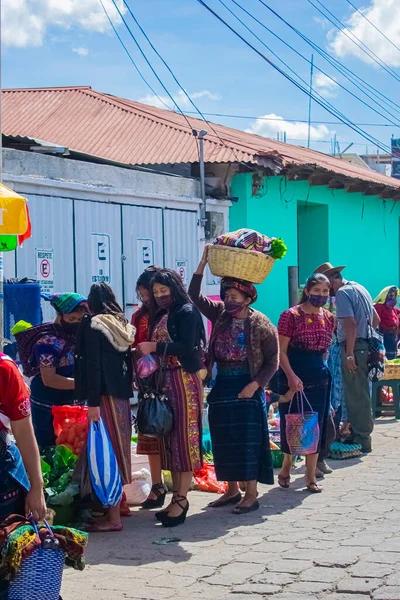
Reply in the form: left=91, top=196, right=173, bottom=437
left=98, top=0, right=172, bottom=111
left=108, top=0, right=197, bottom=136
left=222, top=0, right=400, bottom=126
left=182, top=110, right=399, bottom=127
left=257, top=0, right=400, bottom=116
left=195, top=0, right=391, bottom=153
left=120, top=0, right=260, bottom=171
left=307, top=0, right=400, bottom=84
left=344, top=0, right=400, bottom=56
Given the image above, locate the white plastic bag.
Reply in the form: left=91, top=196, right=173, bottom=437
left=124, top=468, right=152, bottom=506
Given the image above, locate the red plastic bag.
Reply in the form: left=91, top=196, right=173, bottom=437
left=193, top=464, right=227, bottom=494
left=52, top=405, right=88, bottom=456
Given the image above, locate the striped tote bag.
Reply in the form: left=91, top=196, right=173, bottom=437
left=87, top=418, right=123, bottom=507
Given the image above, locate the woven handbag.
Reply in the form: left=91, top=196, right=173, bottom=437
left=8, top=520, right=65, bottom=600
left=285, top=392, right=320, bottom=456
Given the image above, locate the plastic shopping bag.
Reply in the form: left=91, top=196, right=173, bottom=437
left=52, top=405, right=88, bottom=456
left=193, top=464, right=227, bottom=494
left=87, top=418, right=123, bottom=507
left=136, top=354, right=158, bottom=378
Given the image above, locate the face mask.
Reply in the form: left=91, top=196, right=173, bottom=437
left=156, top=295, right=174, bottom=310
left=386, top=296, right=396, bottom=307
left=224, top=300, right=244, bottom=317
left=141, top=298, right=150, bottom=308
left=61, top=319, right=81, bottom=334
left=308, top=295, right=328, bottom=308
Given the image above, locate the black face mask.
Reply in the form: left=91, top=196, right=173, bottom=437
left=61, top=319, right=81, bottom=335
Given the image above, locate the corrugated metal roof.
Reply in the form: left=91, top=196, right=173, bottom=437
left=3, top=85, right=399, bottom=188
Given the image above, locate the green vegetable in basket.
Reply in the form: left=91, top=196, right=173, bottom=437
left=270, top=238, right=287, bottom=261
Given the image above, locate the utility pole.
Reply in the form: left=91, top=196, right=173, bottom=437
left=307, top=54, right=314, bottom=149
left=193, top=129, right=208, bottom=232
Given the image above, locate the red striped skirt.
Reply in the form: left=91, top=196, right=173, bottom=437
left=159, top=368, right=203, bottom=473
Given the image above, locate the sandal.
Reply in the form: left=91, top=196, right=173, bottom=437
left=161, top=495, right=189, bottom=528
left=86, top=521, right=123, bottom=532
left=278, top=475, right=291, bottom=489
left=232, top=500, right=260, bottom=514
left=306, top=482, right=323, bottom=494
left=156, top=490, right=176, bottom=521
left=208, top=493, right=242, bottom=508
left=141, top=483, right=167, bottom=509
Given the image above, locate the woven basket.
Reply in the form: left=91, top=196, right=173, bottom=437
left=384, top=363, right=400, bottom=381
left=208, top=245, right=274, bottom=284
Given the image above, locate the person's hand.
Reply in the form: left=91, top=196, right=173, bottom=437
left=346, top=355, right=357, bottom=373
left=280, top=389, right=296, bottom=403
left=25, top=484, right=47, bottom=521
left=137, top=342, right=156, bottom=356
left=238, top=381, right=259, bottom=399
left=88, top=407, right=101, bottom=422
left=288, top=375, right=303, bottom=392
left=200, top=245, right=210, bottom=266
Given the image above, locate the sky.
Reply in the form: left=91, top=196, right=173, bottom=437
left=3, top=0, right=400, bottom=155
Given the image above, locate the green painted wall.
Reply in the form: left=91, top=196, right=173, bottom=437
left=230, top=173, right=400, bottom=325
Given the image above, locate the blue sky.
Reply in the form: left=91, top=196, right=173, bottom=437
left=4, top=0, right=400, bottom=154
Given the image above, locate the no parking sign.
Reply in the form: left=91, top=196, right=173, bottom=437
left=175, top=259, right=188, bottom=287
left=36, top=249, right=54, bottom=294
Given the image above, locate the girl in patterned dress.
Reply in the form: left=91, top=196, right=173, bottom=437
left=277, top=274, right=335, bottom=493
left=137, top=269, right=205, bottom=528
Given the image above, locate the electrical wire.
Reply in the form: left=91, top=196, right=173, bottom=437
left=344, top=0, right=400, bottom=56
left=120, top=0, right=259, bottom=170
left=257, top=0, right=400, bottom=115
left=307, top=0, right=400, bottom=83
left=195, top=0, right=391, bottom=153
left=98, top=0, right=172, bottom=111
left=221, top=0, right=400, bottom=126
left=181, top=110, right=400, bottom=127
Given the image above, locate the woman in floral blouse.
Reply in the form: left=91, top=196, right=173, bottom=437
left=277, top=273, right=334, bottom=493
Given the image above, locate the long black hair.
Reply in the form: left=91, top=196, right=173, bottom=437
left=136, top=265, right=160, bottom=294
left=300, top=273, right=330, bottom=304
left=88, top=283, right=127, bottom=323
left=149, top=268, right=206, bottom=344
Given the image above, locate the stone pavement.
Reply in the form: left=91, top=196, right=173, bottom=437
left=62, top=418, right=400, bottom=600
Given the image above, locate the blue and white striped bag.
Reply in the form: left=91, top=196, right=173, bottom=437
left=87, top=419, right=123, bottom=508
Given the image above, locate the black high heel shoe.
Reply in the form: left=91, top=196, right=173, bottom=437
left=141, top=483, right=167, bottom=509
left=155, top=490, right=176, bottom=521
left=161, top=495, right=189, bottom=528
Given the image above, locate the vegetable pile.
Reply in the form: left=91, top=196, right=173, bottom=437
left=52, top=405, right=88, bottom=456
left=41, top=445, right=78, bottom=505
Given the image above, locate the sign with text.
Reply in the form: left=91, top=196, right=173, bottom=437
left=91, top=233, right=111, bottom=284
left=137, top=238, right=155, bottom=273
left=175, top=259, right=188, bottom=286
left=36, top=249, right=54, bottom=294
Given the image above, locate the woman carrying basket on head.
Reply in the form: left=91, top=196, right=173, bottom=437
left=276, top=273, right=334, bottom=494
left=189, top=247, right=282, bottom=514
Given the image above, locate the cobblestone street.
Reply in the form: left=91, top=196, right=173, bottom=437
left=62, top=419, right=400, bottom=600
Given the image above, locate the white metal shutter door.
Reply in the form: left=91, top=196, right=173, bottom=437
left=74, top=201, right=123, bottom=306
left=15, top=194, right=75, bottom=322
left=163, top=209, right=198, bottom=288
left=122, top=205, right=163, bottom=320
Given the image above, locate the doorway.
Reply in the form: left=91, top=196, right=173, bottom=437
left=297, top=201, right=329, bottom=285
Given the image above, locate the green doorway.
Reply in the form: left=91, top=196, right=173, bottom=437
left=297, top=201, right=329, bottom=285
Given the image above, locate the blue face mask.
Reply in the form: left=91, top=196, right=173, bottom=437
left=308, top=294, right=328, bottom=308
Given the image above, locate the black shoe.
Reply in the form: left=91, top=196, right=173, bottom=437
left=141, top=483, right=167, bottom=509
left=208, top=493, right=242, bottom=508
left=162, top=495, right=189, bottom=528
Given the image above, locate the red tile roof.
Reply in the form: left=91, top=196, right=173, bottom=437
left=3, top=85, right=399, bottom=188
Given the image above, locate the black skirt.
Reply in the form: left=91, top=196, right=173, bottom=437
left=274, top=348, right=331, bottom=456
left=207, top=372, right=274, bottom=484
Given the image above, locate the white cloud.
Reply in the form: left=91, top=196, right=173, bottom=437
left=246, top=113, right=333, bottom=142
left=314, top=72, right=339, bottom=98
left=3, top=0, right=126, bottom=48
left=72, top=47, right=89, bottom=56
left=313, top=16, right=330, bottom=30
left=329, top=0, right=400, bottom=67
left=139, top=89, right=221, bottom=110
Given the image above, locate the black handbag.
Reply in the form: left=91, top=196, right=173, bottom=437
left=135, top=348, right=173, bottom=437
